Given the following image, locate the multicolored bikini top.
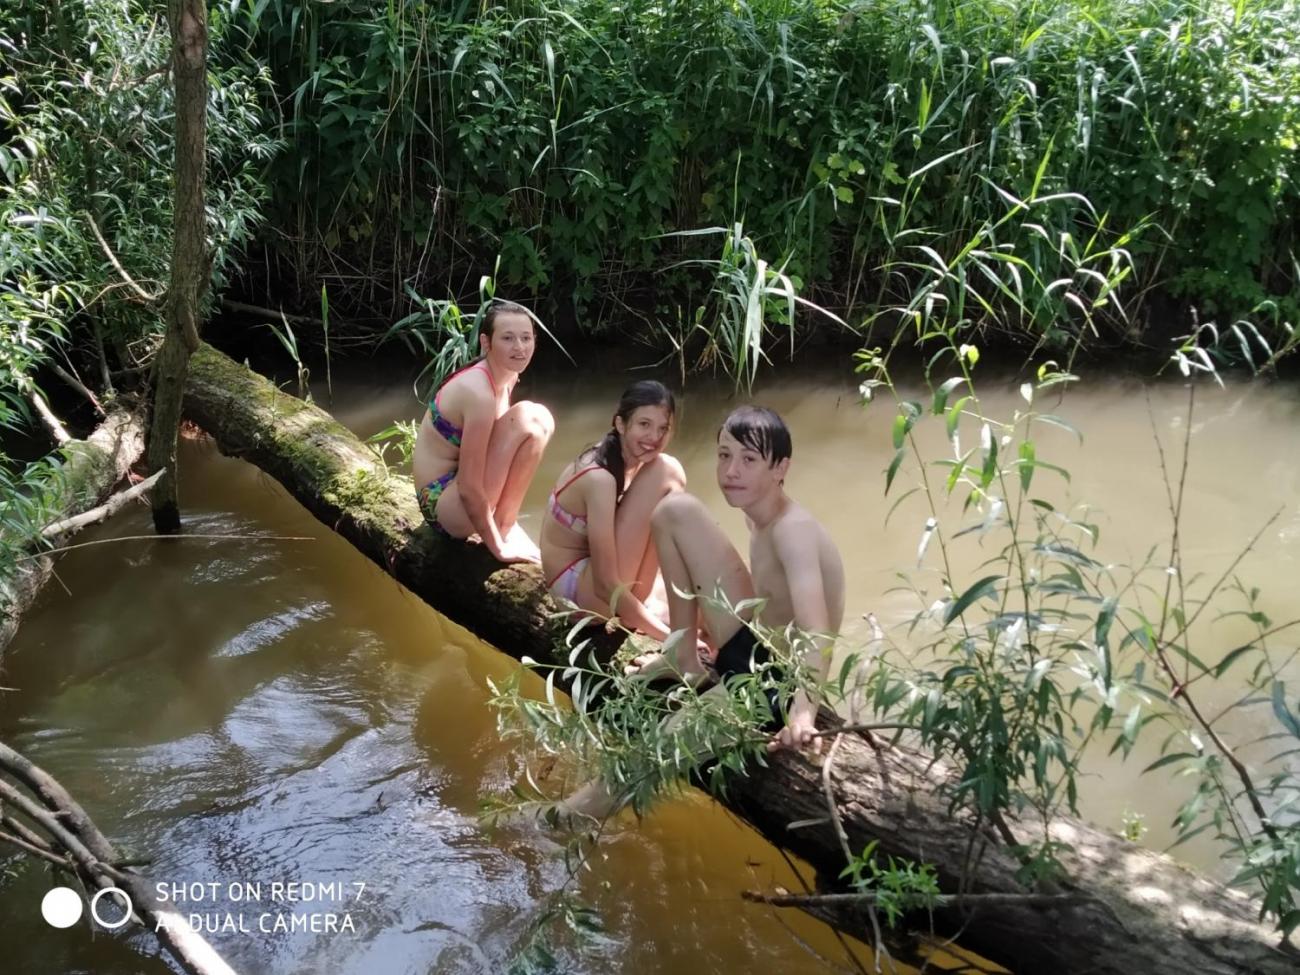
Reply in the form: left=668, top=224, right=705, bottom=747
left=547, top=465, right=601, bottom=537
left=428, top=361, right=497, bottom=448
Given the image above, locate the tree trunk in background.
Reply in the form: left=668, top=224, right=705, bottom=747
left=182, top=343, right=1298, bottom=975
left=147, top=0, right=208, bottom=534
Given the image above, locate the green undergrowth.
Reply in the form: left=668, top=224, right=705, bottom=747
left=247, top=0, right=1298, bottom=356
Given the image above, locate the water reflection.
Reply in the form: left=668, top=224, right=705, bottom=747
left=3, top=352, right=1295, bottom=973
left=0, top=437, right=876, bottom=973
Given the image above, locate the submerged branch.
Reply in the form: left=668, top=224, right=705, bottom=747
left=0, top=741, right=239, bottom=975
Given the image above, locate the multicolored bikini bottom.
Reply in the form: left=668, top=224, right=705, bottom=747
left=418, top=470, right=456, bottom=535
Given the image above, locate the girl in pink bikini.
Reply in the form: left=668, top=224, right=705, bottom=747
left=539, top=381, right=685, bottom=640
left=412, top=301, right=554, bottom=563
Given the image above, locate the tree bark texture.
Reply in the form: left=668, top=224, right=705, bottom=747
left=182, top=344, right=1295, bottom=975
left=147, top=0, right=208, bottom=533
left=1, top=408, right=146, bottom=658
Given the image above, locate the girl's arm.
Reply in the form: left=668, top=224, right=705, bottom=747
left=455, top=387, right=509, bottom=559
left=584, top=477, right=672, bottom=642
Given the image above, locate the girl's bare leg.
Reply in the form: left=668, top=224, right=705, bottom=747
left=614, top=454, right=686, bottom=599
left=436, top=401, right=553, bottom=549
left=484, top=400, right=553, bottom=540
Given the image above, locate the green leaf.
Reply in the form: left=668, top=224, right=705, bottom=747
left=944, top=575, right=1002, bottom=625
left=1112, top=704, right=1143, bottom=758
left=891, top=401, right=922, bottom=448
left=885, top=447, right=906, bottom=494
left=946, top=396, right=971, bottom=438
left=1143, top=752, right=1197, bottom=773
left=1271, top=681, right=1300, bottom=739
left=1213, top=643, right=1256, bottom=678
left=1018, top=440, right=1035, bottom=491
left=1035, top=413, right=1083, bottom=443
left=835, top=185, right=855, bottom=204
left=932, top=377, right=967, bottom=415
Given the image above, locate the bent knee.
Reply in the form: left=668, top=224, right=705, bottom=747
left=647, top=453, right=687, bottom=490
left=651, top=490, right=705, bottom=530
left=513, top=401, right=555, bottom=441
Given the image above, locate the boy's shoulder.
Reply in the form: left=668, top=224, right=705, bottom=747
left=770, top=499, right=825, bottom=547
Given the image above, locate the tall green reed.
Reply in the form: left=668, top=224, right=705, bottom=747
left=244, top=0, right=1297, bottom=355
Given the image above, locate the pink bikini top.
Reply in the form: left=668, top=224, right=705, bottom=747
left=547, top=465, right=601, bottom=537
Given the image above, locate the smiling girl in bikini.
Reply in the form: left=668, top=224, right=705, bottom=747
left=539, top=381, right=685, bottom=639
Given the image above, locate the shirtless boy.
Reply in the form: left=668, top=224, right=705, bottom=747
left=643, top=404, right=846, bottom=752
left=563, top=406, right=844, bottom=818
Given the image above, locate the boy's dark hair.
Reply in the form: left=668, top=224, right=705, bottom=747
left=719, top=405, right=791, bottom=465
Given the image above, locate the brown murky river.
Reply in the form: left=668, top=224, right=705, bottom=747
left=2, top=348, right=1297, bottom=973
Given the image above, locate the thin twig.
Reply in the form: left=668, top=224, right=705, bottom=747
left=822, top=733, right=854, bottom=864
left=0, top=829, right=71, bottom=868
left=222, top=299, right=324, bottom=326
left=17, top=532, right=314, bottom=561
left=49, top=360, right=106, bottom=415
left=2, top=812, right=59, bottom=856
left=772, top=845, right=873, bottom=975
left=92, top=318, right=114, bottom=394
left=86, top=214, right=160, bottom=303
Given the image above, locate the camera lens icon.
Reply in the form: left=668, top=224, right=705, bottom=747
left=42, top=885, right=133, bottom=930
left=41, top=887, right=82, bottom=928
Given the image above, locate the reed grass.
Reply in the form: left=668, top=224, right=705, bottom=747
left=245, top=0, right=1298, bottom=360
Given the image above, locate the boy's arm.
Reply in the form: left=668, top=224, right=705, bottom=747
left=768, top=519, right=832, bottom=754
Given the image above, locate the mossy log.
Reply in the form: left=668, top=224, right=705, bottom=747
left=181, top=342, right=579, bottom=661
left=1, top=408, right=147, bottom=656
left=182, top=343, right=1295, bottom=975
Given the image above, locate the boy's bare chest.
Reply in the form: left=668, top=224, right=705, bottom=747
left=748, top=536, right=793, bottom=625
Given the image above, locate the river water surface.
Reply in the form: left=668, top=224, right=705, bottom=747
left=2, top=351, right=1297, bottom=974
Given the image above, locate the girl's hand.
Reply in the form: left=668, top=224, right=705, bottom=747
left=492, top=539, right=541, bottom=564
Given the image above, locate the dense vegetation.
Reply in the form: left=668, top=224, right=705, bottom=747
left=247, top=0, right=1300, bottom=354
left=0, top=0, right=272, bottom=554
left=4, top=0, right=1298, bottom=440
left=1, top=0, right=1298, bottom=961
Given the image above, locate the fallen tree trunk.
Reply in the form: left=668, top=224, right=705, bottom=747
left=1, top=407, right=147, bottom=657
left=182, top=343, right=1295, bottom=975
left=181, top=342, right=583, bottom=661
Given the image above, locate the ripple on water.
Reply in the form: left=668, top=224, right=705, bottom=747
left=214, top=601, right=333, bottom=658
